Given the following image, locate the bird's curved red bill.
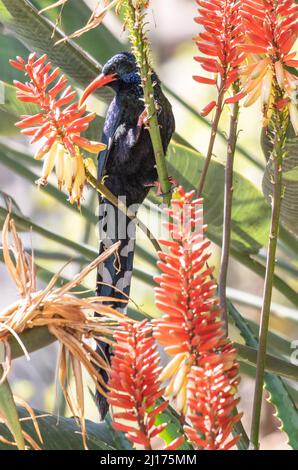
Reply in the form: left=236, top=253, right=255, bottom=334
left=79, top=73, right=118, bottom=107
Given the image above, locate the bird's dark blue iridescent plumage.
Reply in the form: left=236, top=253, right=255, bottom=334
left=86, top=52, right=175, bottom=419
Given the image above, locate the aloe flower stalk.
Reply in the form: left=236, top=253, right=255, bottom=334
left=0, top=215, right=127, bottom=448
left=153, top=188, right=242, bottom=449
left=10, top=53, right=106, bottom=205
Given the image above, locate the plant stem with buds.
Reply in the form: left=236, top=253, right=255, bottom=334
left=123, top=1, right=171, bottom=205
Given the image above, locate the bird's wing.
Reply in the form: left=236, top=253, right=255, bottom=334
left=97, top=101, right=123, bottom=180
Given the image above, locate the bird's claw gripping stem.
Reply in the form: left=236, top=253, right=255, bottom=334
left=144, top=176, right=178, bottom=197
left=137, top=108, right=151, bottom=128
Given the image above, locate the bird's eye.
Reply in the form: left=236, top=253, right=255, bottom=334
left=109, top=65, right=116, bottom=74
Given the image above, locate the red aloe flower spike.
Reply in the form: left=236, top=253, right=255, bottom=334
left=241, top=0, right=298, bottom=132
left=194, top=0, right=246, bottom=115
left=108, top=320, right=184, bottom=450
left=153, top=187, right=241, bottom=448
left=184, top=347, right=241, bottom=450
left=11, top=54, right=106, bottom=204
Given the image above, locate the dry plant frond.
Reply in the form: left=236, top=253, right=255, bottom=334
left=39, top=0, right=69, bottom=14
left=0, top=214, right=132, bottom=447
left=54, top=0, right=121, bottom=45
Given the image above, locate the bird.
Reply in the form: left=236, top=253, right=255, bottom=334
left=79, top=52, right=175, bottom=420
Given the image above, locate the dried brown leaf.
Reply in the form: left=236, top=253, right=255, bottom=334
left=39, top=0, right=69, bottom=14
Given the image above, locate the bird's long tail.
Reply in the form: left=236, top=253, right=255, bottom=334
left=95, top=197, right=137, bottom=419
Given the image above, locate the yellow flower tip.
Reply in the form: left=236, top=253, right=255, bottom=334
left=159, top=352, right=186, bottom=382
left=82, top=141, right=107, bottom=154
left=41, top=141, right=58, bottom=179
left=55, top=143, right=65, bottom=186
left=176, top=379, right=187, bottom=412
left=34, top=145, right=50, bottom=161
left=274, top=61, right=285, bottom=90
left=84, top=158, right=97, bottom=179
left=172, top=360, right=190, bottom=397
left=36, top=176, right=47, bottom=188
left=261, top=69, right=273, bottom=108
left=249, top=59, right=269, bottom=81
left=68, top=194, right=75, bottom=205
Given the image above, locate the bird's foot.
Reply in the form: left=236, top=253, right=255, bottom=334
left=144, top=176, right=178, bottom=196
left=138, top=103, right=163, bottom=128
left=137, top=108, right=150, bottom=128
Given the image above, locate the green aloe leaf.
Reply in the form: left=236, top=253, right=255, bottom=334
left=0, top=203, right=97, bottom=259
left=0, top=367, right=25, bottom=450
left=229, top=301, right=298, bottom=449
left=235, top=343, right=298, bottom=381
left=7, top=326, right=56, bottom=359
left=0, top=33, right=29, bottom=83
left=161, top=142, right=271, bottom=254
left=0, top=189, right=24, bottom=224
left=0, top=406, right=117, bottom=450
left=0, top=81, right=40, bottom=119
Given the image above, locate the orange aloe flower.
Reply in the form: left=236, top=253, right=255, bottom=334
left=10, top=54, right=106, bottom=205
left=240, top=0, right=298, bottom=131
left=184, top=345, right=241, bottom=450
left=193, top=0, right=246, bottom=116
left=153, top=188, right=241, bottom=449
left=108, top=320, right=184, bottom=450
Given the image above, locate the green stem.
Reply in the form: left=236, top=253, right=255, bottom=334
left=219, top=84, right=240, bottom=332
left=197, top=86, right=225, bottom=197
left=250, top=99, right=288, bottom=449
left=124, top=1, right=171, bottom=205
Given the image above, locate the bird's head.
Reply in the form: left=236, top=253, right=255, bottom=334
left=79, top=52, right=140, bottom=106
